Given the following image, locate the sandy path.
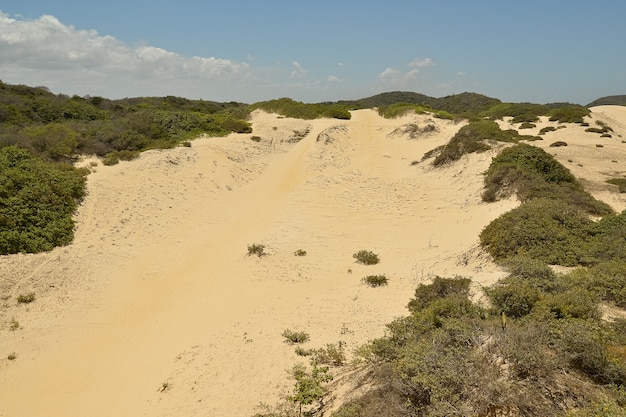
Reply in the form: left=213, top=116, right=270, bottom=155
left=1, top=107, right=623, bottom=416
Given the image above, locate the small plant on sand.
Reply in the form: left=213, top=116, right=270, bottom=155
left=550, top=141, right=568, bottom=147
left=7, top=352, right=17, bottom=361
left=353, top=250, right=380, bottom=265
left=247, top=243, right=266, bottom=257
left=250, top=135, right=261, bottom=142
left=282, top=329, right=310, bottom=344
left=288, top=363, right=333, bottom=417
left=9, top=318, right=20, bottom=331
left=539, top=126, right=557, bottom=135
left=362, top=274, right=388, bottom=287
left=294, top=249, right=307, bottom=256
left=16, top=292, right=35, bottom=304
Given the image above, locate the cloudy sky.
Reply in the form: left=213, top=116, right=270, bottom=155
left=1, top=1, right=625, bottom=104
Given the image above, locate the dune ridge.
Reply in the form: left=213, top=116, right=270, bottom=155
left=0, top=107, right=625, bottom=416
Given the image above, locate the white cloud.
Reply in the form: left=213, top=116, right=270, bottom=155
left=379, top=67, right=400, bottom=80
left=0, top=10, right=252, bottom=100
left=328, top=75, right=343, bottom=82
left=290, top=61, right=307, bottom=79
left=405, top=69, right=420, bottom=79
left=409, top=57, right=434, bottom=68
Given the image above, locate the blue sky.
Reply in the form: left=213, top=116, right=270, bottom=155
left=1, top=1, right=624, bottom=104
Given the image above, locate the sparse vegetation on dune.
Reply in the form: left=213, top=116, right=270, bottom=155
left=251, top=98, right=351, bottom=120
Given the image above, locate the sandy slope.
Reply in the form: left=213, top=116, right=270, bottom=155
left=0, top=107, right=624, bottom=417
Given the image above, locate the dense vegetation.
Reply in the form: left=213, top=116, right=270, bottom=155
left=428, top=120, right=541, bottom=166
left=479, top=102, right=591, bottom=124
left=251, top=98, right=351, bottom=120
left=0, top=146, right=87, bottom=254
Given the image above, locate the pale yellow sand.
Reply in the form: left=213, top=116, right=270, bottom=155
left=0, top=107, right=624, bottom=416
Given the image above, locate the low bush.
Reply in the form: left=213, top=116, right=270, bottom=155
left=486, top=277, right=541, bottom=318
left=550, top=141, right=568, bottom=147
left=247, top=243, right=266, bottom=257
left=309, top=343, right=346, bottom=366
left=294, top=249, right=307, bottom=256
left=362, top=275, right=388, bottom=287
left=353, top=250, right=380, bottom=265
left=282, top=329, right=310, bottom=344
left=519, top=122, right=536, bottom=129
left=547, top=106, right=590, bottom=123
left=480, top=198, right=595, bottom=266
left=0, top=146, right=87, bottom=254
left=539, top=126, right=557, bottom=134
left=250, top=135, right=261, bottom=142
left=432, top=120, right=540, bottom=167
left=17, top=292, right=35, bottom=304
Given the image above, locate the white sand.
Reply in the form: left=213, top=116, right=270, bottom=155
left=0, top=107, right=624, bottom=416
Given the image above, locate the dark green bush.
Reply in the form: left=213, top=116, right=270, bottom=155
left=519, top=122, right=536, bottom=129
left=550, top=141, right=568, bottom=147
left=486, top=277, right=541, bottom=318
left=547, top=106, right=590, bottom=123
left=362, top=275, right=388, bottom=287
left=252, top=98, right=350, bottom=120
left=408, top=276, right=472, bottom=313
left=480, top=198, right=595, bottom=266
left=568, top=261, right=626, bottom=307
left=16, top=292, right=35, bottom=304
left=353, top=250, right=380, bottom=265
left=282, top=329, right=310, bottom=344
left=0, top=146, right=87, bottom=254
left=247, top=243, right=266, bottom=257
left=480, top=102, right=548, bottom=122
left=539, top=126, right=557, bottom=134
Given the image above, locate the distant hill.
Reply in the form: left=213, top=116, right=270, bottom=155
left=587, top=95, right=626, bottom=107
left=338, top=91, right=501, bottom=115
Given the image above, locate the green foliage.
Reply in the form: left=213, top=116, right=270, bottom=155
left=482, top=144, right=612, bottom=215
left=282, top=329, right=310, bottom=344
left=377, top=103, right=431, bottom=118
left=480, top=102, right=549, bottom=122
left=0, top=146, right=87, bottom=254
left=288, top=363, right=333, bottom=413
left=362, top=275, right=388, bottom=287
left=518, top=122, right=536, bottom=129
left=550, top=140, right=568, bottom=147
left=308, top=342, right=346, bottom=367
left=568, top=261, right=626, bottom=307
left=247, top=243, right=266, bottom=257
left=16, top=292, right=35, bottom=304
left=352, top=250, right=380, bottom=265
left=539, top=126, right=557, bottom=134
left=547, top=105, right=591, bottom=123
left=431, top=120, right=540, bottom=167
left=293, top=249, right=307, bottom=256
left=252, top=98, right=351, bottom=120
left=486, top=277, right=541, bottom=318
left=480, top=198, right=595, bottom=266
left=408, top=276, right=472, bottom=313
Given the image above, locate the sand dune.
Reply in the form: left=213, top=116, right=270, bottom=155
left=0, top=107, right=624, bottom=416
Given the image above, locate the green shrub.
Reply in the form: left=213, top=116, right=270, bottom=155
left=482, top=144, right=612, bottom=215
left=486, top=277, right=541, bottom=318
left=252, top=98, right=350, bottom=120
left=408, top=276, right=472, bottom=314
left=294, top=249, right=307, bottom=256
left=480, top=198, right=595, bottom=266
left=17, top=292, right=35, bottom=304
left=282, top=329, right=310, bottom=344
left=353, top=250, right=380, bottom=265
left=377, top=103, right=431, bottom=118
left=309, top=343, right=346, bottom=366
left=550, top=141, right=568, bottom=147
left=247, top=243, right=266, bottom=257
left=0, top=146, right=87, bottom=254
left=535, top=288, right=601, bottom=320
left=362, top=275, right=388, bottom=287
left=539, top=126, right=557, bottom=134
left=585, top=127, right=605, bottom=134
left=547, top=106, right=590, bottom=123
left=480, top=102, right=548, bottom=122
left=250, top=135, right=261, bottom=142
left=568, top=261, right=626, bottom=307
left=519, top=122, right=536, bottom=129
